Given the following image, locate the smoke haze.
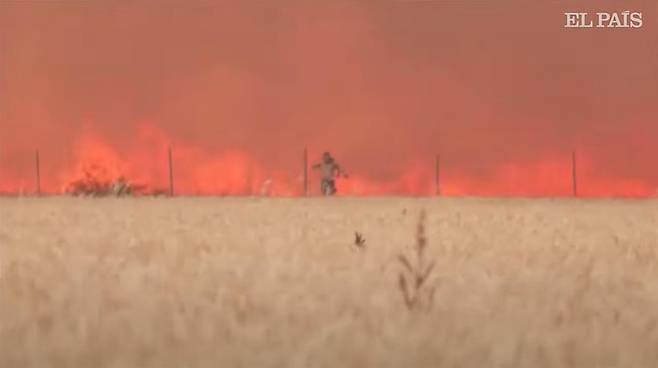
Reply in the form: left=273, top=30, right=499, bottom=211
left=1, top=0, right=657, bottom=196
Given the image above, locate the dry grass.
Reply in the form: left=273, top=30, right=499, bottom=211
left=1, top=197, right=658, bottom=367
left=397, top=209, right=436, bottom=312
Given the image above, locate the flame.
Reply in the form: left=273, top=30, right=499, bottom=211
left=49, top=123, right=303, bottom=196
left=0, top=122, right=656, bottom=198
left=61, top=133, right=129, bottom=194
left=1, top=2, right=657, bottom=199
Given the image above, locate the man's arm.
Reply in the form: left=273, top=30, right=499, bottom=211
left=334, top=164, right=348, bottom=178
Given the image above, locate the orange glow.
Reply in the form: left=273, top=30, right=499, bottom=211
left=0, top=2, right=656, bottom=197
left=2, top=123, right=653, bottom=197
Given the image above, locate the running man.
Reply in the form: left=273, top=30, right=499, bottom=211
left=311, top=151, right=348, bottom=196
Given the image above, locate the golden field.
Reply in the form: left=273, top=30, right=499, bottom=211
left=1, top=197, right=658, bottom=368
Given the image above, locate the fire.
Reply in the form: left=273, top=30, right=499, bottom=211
left=0, top=123, right=656, bottom=198
left=1, top=2, right=656, bottom=199
left=62, top=133, right=131, bottom=195
left=52, top=124, right=303, bottom=196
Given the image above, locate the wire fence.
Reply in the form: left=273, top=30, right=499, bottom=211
left=0, top=146, right=599, bottom=198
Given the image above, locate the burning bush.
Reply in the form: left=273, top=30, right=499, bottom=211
left=65, top=164, right=146, bottom=197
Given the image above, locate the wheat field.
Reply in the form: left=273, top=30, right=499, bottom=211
left=1, top=197, right=658, bottom=367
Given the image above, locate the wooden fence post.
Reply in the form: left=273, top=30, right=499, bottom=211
left=35, top=149, right=41, bottom=195
left=572, top=150, right=577, bottom=197
left=168, top=146, right=174, bottom=196
left=303, top=147, right=308, bottom=196
left=435, top=154, right=441, bottom=196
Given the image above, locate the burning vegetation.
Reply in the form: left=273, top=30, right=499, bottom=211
left=65, top=163, right=147, bottom=197
left=1, top=124, right=655, bottom=197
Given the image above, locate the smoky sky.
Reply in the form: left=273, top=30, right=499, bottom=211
left=1, top=0, right=657, bottom=193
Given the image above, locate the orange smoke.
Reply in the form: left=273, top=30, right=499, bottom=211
left=1, top=2, right=657, bottom=197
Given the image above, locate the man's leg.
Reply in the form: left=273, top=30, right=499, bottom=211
left=329, top=180, right=336, bottom=195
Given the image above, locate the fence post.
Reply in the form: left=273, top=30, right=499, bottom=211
left=435, top=154, right=441, bottom=196
left=168, top=146, right=174, bottom=196
left=572, top=150, right=577, bottom=197
left=35, top=149, right=41, bottom=195
left=303, top=147, right=308, bottom=196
